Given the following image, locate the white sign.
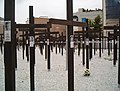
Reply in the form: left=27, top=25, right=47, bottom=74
left=47, top=39, right=49, bottom=45
left=115, top=39, right=117, bottom=44
left=70, top=35, right=74, bottom=48
left=29, top=36, right=35, bottom=47
left=4, top=21, right=11, bottom=42
left=86, top=38, right=89, bottom=45
left=26, top=39, right=29, bottom=44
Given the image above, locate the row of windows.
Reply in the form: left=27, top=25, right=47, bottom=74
left=106, top=0, right=120, bottom=19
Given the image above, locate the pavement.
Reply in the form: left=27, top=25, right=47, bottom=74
left=0, top=47, right=120, bottom=91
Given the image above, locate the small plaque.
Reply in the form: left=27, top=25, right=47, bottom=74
left=86, top=38, right=89, bottom=45
left=4, top=21, right=11, bottom=42
left=29, top=36, right=34, bottom=47
left=47, top=39, right=49, bottom=45
left=26, top=39, right=29, bottom=44
left=115, top=40, right=118, bottom=44
left=70, top=35, right=74, bottom=48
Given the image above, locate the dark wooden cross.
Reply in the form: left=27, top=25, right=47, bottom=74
left=4, top=0, right=86, bottom=91
left=104, top=24, right=120, bottom=84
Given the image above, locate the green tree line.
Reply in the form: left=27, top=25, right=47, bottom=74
left=88, top=15, right=102, bottom=30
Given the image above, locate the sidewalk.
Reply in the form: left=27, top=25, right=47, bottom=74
left=0, top=47, right=120, bottom=91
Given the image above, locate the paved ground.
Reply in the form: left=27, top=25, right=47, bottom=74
left=0, top=47, right=120, bottom=91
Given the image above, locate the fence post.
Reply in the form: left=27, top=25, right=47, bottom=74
left=108, top=32, right=110, bottom=56
left=4, top=0, right=16, bottom=91
left=29, top=6, right=35, bottom=91
left=118, top=18, right=120, bottom=84
left=113, top=25, right=117, bottom=66
left=67, top=0, right=74, bottom=91
left=47, top=25, right=51, bottom=71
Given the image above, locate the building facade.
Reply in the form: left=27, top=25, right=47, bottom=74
left=73, top=8, right=102, bottom=22
left=73, top=8, right=102, bottom=31
left=103, top=0, right=120, bottom=26
left=0, top=17, right=4, bottom=34
left=25, top=17, right=66, bottom=35
left=106, top=0, right=120, bottom=19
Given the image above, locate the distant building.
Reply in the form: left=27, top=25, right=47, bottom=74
left=17, top=17, right=66, bottom=39
left=73, top=8, right=102, bottom=22
left=103, top=0, right=120, bottom=26
left=73, top=8, right=102, bottom=31
left=0, top=17, right=4, bottom=34
left=25, top=17, right=66, bottom=35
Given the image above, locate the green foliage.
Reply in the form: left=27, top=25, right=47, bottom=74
left=88, top=15, right=102, bottom=30
left=88, top=19, right=94, bottom=28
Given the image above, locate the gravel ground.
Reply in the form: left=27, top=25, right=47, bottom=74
left=0, top=47, right=120, bottom=91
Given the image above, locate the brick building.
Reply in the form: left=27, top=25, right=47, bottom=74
left=25, top=17, right=66, bottom=35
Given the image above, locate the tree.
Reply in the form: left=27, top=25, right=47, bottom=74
left=93, top=15, right=102, bottom=30
left=88, top=19, right=94, bottom=29
left=88, top=15, right=102, bottom=30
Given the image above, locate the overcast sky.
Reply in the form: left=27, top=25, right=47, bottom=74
left=0, top=0, right=102, bottom=23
